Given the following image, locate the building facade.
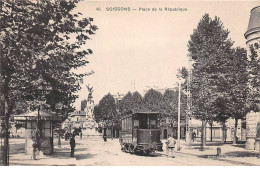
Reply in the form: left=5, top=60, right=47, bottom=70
left=244, top=6, right=260, bottom=151
left=70, top=111, right=86, bottom=129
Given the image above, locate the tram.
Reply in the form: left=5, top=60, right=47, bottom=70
left=120, top=110, right=163, bottom=155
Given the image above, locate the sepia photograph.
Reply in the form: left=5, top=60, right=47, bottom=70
left=0, top=0, right=260, bottom=166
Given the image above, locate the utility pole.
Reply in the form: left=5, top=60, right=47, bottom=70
left=0, top=1, right=9, bottom=165
left=3, top=101, right=9, bottom=166
left=177, top=81, right=181, bottom=151
left=186, top=58, right=193, bottom=145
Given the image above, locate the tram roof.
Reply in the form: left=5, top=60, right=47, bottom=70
left=134, top=111, right=159, bottom=114
left=121, top=110, right=160, bottom=117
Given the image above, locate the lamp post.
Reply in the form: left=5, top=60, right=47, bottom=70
left=33, top=73, right=52, bottom=159
left=56, top=102, right=63, bottom=147
left=177, top=79, right=185, bottom=151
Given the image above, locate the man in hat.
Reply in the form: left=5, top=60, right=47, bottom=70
left=70, top=134, right=76, bottom=157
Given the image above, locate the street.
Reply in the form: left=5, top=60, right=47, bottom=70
left=8, top=129, right=259, bottom=166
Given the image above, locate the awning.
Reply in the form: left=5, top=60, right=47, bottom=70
left=13, top=110, right=61, bottom=121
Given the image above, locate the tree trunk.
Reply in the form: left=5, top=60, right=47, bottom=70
left=200, top=119, right=206, bottom=150
left=233, top=118, right=238, bottom=144
left=210, top=122, right=213, bottom=142
left=203, top=119, right=206, bottom=146
left=3, top=100, right=9, bottom=166
left=111, top=123, right=114, bottom=140
left=221, top=122, right=226, bottom=143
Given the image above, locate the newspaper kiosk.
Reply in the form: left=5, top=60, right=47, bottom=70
left=14, top=110, right=61, bottom=155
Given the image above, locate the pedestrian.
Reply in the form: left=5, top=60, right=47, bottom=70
left=192, top=131, right=196, bottom=142
left=79, top=132, right=82, bottom=140
left=70, top=134, right=76, bottom=157
left=103, top=128, right=107, bottom=142
left=166, top=134, right=176, bottom=158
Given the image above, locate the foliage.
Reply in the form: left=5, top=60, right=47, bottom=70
left=177, top=66, right=189, bottom=91
left=118, top=91, right=143, bottom=113
left=188, top=14, right=234, bottom=122
left=142, top=89, right=164, bottom=112
left=94, top=93, right=118, bottom=125
left=118, top=92, right=133, bottom=113
left=131, top=91, right=143, bottom=111
left=93, top=105, right=101, bottom=123
left=0, top=0, right=97, bottom=119
left=227, top=47, right=249, bottom=119
left=162, top=89, right=187, bottom=121
left=247, top=43, right=260, bottom=112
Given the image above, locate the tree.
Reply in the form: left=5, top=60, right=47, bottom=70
left=0, top=0, right=97, bottom=165
left=226, top=47, right=249, bottom=144
left=188, top=14, right=234, bottom=147
left=211, top=97, right=232, bottom=143
left=97, top=93, right=117, bottom=126
left=93, top=105, right=101, bottom=123
left=247, top=43, right=260, bottom=113
left=131, top=91, right=143, bottom=112
left=162, top=89, right=187, bottom=121
left=118, top=92, right=133, bottom=113
left=117, top=91, right=143, bottom=116
left=143, top=89, right=164, bottom=112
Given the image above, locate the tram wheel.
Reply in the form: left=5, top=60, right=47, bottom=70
left=128, top=145, right=135, bottom=154
left=144, top=150, right=150, bottom=156
left=122, top=144, right=127, bottom=152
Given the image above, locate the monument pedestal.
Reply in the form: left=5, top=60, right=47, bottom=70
left=246, top=136, right=256, bottom=150
left=255, top=138, right=260, bottom=151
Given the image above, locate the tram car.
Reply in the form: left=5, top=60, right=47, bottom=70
left=120, top=110, right=163, bottom=155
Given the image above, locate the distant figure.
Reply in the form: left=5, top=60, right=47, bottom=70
left=103, top=128, right=107, bottom=142
left=192, top=132, right=196, bottom=142
left=80, top=132, right=82, bottom=140
left=64, top=131, right=68, bottom=141
left=70, top=134, right=76, bottom=157
left=166, top=134, right=176, bottom=158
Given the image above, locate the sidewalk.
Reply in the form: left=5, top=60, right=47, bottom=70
left=163, top=139, right=260, bottom=166
left=9, top=129, right=102, bottom=166
left=10, top=141, right=77, bottom=166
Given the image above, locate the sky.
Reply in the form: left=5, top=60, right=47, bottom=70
left=72, top=0, right=260, bottom=110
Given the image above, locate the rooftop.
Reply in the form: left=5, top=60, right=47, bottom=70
left=70, top=110, right=86, bottom=117
left=13, top=110, right=61, bottom=121
left=244, top=6, right=260, bottom=39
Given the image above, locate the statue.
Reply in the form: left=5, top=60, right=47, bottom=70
left=87, top=84, right=94, bottom=103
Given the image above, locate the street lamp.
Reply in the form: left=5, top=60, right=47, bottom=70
left=33, top=73, right=52, bottom=159
left=177, top=79, right=185, bottom=151
left=56, top=102, right=63, bottom=147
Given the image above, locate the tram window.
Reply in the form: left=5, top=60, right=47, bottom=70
left=134, top=120, right=139, bottom=128
left=122, top=119, right=124, bottom=130
left=129, top=117, right=132, bottom=129
left=150, top=120, right=156, bottom=129
left=140, top=116, right=148, bottom=129
left=125, top=119, right=127, bottom=130
left=123, top=119, right=125, bottom=130
left=127, top=118, right=129, bottom=130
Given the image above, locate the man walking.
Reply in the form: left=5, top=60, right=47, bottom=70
left=103, top=128, right=107, bottom=142
left=70, top=134, right=76, bottom=157
left=192, top=131, right=196, bottom=142
left=166, top=134, right=176, bottom=158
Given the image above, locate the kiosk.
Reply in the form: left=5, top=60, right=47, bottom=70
left=14, top=110, right=61, bottom=155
